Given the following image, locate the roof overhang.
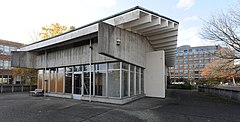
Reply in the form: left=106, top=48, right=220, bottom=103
left=20, top=6, right=178, bottom=66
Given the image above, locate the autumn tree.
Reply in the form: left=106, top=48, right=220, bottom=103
left=39, top=23, right=75, bottom=40
left=12, top=67, right=38, bottom=85
left=201, top=59, right=240, bottom=86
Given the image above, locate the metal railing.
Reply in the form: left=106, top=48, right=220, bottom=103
left=0, top=84, right=37, bottom=93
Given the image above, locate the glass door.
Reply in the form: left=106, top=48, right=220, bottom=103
left=74, top=73, right=82, bottom=95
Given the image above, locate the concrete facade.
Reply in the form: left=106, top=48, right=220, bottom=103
left=11, top=6, right=179, bottom=104
left=145, top=50, right=165, bottom=98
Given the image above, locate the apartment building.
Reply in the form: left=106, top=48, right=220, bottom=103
left=0, top=39, right=22, bottom=84
left=169, top=45, right=221, bottom=81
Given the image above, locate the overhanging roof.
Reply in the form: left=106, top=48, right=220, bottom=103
left=20, top=6, right=178, bottom=66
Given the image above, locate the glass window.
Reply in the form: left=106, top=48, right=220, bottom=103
left=83, top=64, right=93, bottom=95
left=0, top=60, right=3, bottom=69
left=108, top=62, right=120, bottom=69
left=4, top=46, right=10, bottom=54
left=122, top=62, right=128, bottom=70
left=95, top=63, right=106, bottom=71
left=95, top=69, right=106, bottom=96
left=136, top=67, right=140, bottom=95
left=66, top=67, right=73, bottom=73
left=195, top=71, right=199, bottom=74
left=195, top=48, right=199, bottom=52
left=37, top=70, right=44, bottom=89
left=0, top=45, right=3, bottom=54
left=184, top=60, right=188, bottom=64
left=205, top=59, right=209, bottom=62
left=200, top=64, right=205, bottom=68
left=130, top=65, right=134, bottom=96
left=122, top=68, right=128, bottom=97
left=184, top=50, right=188, bottom=53
left=141, top=69, right=144, bottom=94
left=189, top=49, right=192, bottom=53
left=194, top=59, right=198, bottom=63
left=57, top=68, right=64, bottom=93
left=50, top=68, right=57, bottom=92
left=108, top=70, right=120, bottom=97
left=74, top=66, right=82, bottom=72
left=4, top=61, right=8, bottom=69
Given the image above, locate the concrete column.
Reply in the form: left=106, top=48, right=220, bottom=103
left=134, top=66, right=136, bottom=95
left=120, top=62, right=122, bottom=99
left=128, top=64, right=130, bottom=97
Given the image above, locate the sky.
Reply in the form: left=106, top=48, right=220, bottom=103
left=0, top=0, right=238, bottom=46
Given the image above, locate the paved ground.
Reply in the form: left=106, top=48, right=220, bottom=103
left=0, top=90, right=240, bottom=122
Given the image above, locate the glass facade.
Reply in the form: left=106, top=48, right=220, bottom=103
left=95, top=63, right=106, bottom=96
left=37, top=61, right=144, bottom=99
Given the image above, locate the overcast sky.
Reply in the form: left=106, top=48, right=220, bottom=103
left=0, top=0, right=238, bottom=46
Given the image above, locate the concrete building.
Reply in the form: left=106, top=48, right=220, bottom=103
left=11, top=6, right=179, bottom=104
left=0, top=39, right=22, bottom=84
left=169, top=45, right=221, bottom=81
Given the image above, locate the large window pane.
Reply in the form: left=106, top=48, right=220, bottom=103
left=83, top=72, right=93, bottom=95
left=50, top=68, right=56, bottom=92
left=57, top=68, right=64, bottom=92
left=108, top=62, right=120, bottom=69
left=130, top=65, right=134, bottom=96
left=108, top=70, right=120, bottom=97
left=4, top=61, right=8, bottom=69
left=45, top=70, right=50, bottom=92
left=122, top=70, right=128, bottom=97
left=95, top=63, right=106, bottom=71
left=141, top=69, right=144, bottom=94
left=65, top=67, right=72, bottom=93
left=136, top=67, right=139, bottom=95
left=95, top=70, right=106, bottom=96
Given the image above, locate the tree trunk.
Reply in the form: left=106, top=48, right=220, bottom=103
left=233, top=77, right=236, bottom=86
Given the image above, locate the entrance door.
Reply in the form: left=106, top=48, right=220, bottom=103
left=73, top=73, right=82, bottom=99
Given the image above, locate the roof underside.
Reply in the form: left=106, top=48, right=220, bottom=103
left=20, top=7, right=178, bottom=66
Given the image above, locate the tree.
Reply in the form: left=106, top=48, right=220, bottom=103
left=12, top=68, right=38, bottom=85
left=201, top=59, right=240, bottom=86
left=39, top=23, right=75, bottom=40
left=200, top=3, right=240, bottom=85
left=200, top=3, right=240, bottom=60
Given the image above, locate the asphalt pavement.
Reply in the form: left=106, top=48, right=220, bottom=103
left=0, top=89, right=239, bottom=122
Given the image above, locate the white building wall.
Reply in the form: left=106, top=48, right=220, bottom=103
left=144, top=50, right=165, bottom=98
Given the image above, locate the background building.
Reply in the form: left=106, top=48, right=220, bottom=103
left=169, top=45, right=221, bottom=81
left=0, top=39, right=22, bottom=84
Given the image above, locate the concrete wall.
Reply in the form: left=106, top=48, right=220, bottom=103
left=98, top=22, right=153, bottom=67
left=144, top=50, right=165, bottom=98
left=11, top=51, right=36, bottom=68
left=36, top=43, right=115, bottom=68
left=198, top=86, right=240, bottom=101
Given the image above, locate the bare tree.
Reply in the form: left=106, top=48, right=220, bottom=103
left=200, top=4, right=240, bottom=60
